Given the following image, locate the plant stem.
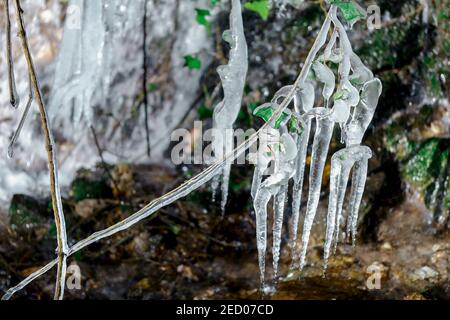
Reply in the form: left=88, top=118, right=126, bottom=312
left=4, top=0, right=19, bottom=107
left=12, top=0, right=68, bottom=300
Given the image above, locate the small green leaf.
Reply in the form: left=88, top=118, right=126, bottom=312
left=195, top=8, right=212, bottom=33
left=244, top=0, right=270, bottom=21
left=197, top=104, right=213, bottom=120
left=329, top=0, right=366, bottom=24
left=288, top=116, right=300, bottom=134
left=147, top=83, right=157, bottom=92
left=253, top=106, right=289, bottom=129
left=184, top=55, right=202, bottom=70
left=211, top=0, right=220, bottom=6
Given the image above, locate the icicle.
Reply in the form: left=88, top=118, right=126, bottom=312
left=346, top=158, right=369, bottom=246
left=211, top=0, right=248, bottom=212
left=254, top=187, right=271, bottom=285
left=273, top=184, right=288, bottom=279
left=8, top=76, right=34, bottom=158
left=299, top=108, right=334, bottom=271
left=289, top=82, right=315, bottom=260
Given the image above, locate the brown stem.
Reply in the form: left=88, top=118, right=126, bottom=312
left=12, top=0, right=68, bottom=300
left=4, top=0, right=19, bottom=107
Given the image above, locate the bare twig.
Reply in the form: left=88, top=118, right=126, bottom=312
left=4, top=0, right=19, bottom=107
left=143, top=0, right=151, bottom=158
left=12, top=0, right=68, bottom=300
left=90, top=125, right=120, bottom=193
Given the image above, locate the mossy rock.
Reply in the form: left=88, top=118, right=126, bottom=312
left=357, top=18, right=426, bottom=72
left=9, top=194, right=49, bottom=229
left=71, top=168, right=113, bottom=202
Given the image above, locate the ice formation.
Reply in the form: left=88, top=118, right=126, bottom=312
left=3, top=2, right=382, bottom=299
left=250, top=4, right=382, bottom=282
left=211, top=0, right=248, bottom=212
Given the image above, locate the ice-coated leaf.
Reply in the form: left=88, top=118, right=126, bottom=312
left=329, top=0, right=366, bottom=24
left=345, top=78, right=382, bottom=145
left=312, top=61, right=335, bottom=104
left=253, top=104, right=291, bottom=129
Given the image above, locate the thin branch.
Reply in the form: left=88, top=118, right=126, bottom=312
left=2, top=6, right=335, bottom=300
left=143, top=0, right=151, bottom=158
left=12, top=0, right=68, bottom=300
left=90, top=125, right=120, bottom=193
left=8, top=74, right=33, bottom=158
left=4, top=0, right=19, bottom=107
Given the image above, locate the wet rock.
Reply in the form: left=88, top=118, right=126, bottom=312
left=410, top=266, right=439, bottom=282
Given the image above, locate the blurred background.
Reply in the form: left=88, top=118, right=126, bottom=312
left=0, top=0, right=448, bottom=299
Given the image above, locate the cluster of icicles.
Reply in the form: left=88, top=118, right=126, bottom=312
left=248, top=8, right=382, bottom=284
left=206, top=1, right=382, bottom=285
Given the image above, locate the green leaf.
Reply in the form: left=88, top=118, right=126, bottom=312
left=244, top=0, right=270, bottom=21
left=254, top=106, right=289, bottom=129
left=184, top=55, right=202, bottom=70
left=288, top=116, right=302, bottom=134
left=211, top=0, right=220, bottom=6
left=197, top=104, right=213, bottom=120
left=147, top=83, right=157, bottom=92
left=195, top=8, right=212, bottom=33
left=329, top=0, right=366, bottom=24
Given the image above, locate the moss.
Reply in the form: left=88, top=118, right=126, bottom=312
left=71, top=169, right=113, bottom=202
left=357, top=18, right=425, bottom=71
left=402, top=139, right=440, bottom=187
left=9, top=194, right=48, bottom=228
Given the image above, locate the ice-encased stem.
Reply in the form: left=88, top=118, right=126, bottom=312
left=12, top=0, right=69, bottom=300
left=3, top=6, right=338, bottom=299
left=299, top=113, right=334, bottom=271
left=273, top=184, right=288, bottom=279
left=8, top=76, right=34, bottom=158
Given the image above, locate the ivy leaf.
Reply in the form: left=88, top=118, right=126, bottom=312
left=184, top=55, right=202, bottom=70
left=244, top=0, right=270, bottom=21
left=329, top=0, right=366, bottom=24
left=195, top=8, right=212, bottom=33
left=253, top=106, right=289, bottom=129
